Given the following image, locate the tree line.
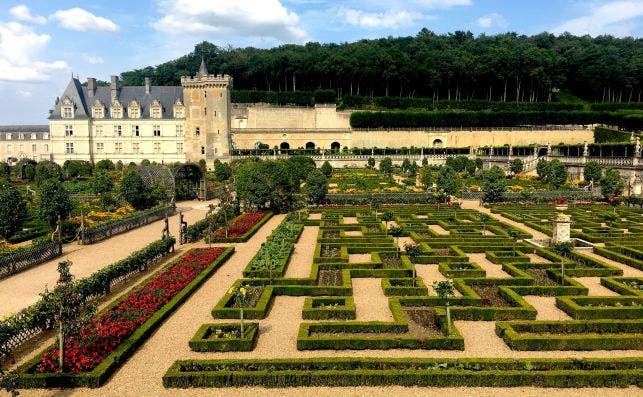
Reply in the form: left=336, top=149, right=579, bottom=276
left=120, top=30, right=641, bottom=103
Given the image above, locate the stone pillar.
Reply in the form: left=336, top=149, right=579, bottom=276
left=552, top=213, right=571, bottom=243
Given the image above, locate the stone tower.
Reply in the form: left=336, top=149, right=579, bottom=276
left=181, top=58, right=233, bottom=164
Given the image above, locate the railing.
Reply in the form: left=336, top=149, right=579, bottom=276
left=0, top=241, right=63, bottom=280
left=350, top=125, right=592, bottom=132
left=82, top=205, right=175, bottom=244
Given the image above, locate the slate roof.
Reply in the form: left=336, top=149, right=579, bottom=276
left=50, top=78, right=183, bottom=120
left=0, top=126, right=49, bottom=140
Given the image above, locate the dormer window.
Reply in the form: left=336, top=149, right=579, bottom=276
left=110, top=100, right=123, bottom=118
left=18, top=133, right=24, bottom=140
left=150, top=99, right=162, bottom=119
left=173, top=99, right=185, bottom=118
left=61, top=97, right=74, bottom=119
left=31, top=133, right=36, bottom=140
left=128, top=100, right=141, bottom=119
left=5, top=133, right=11, bottom=140
left=92, top=100, right=105, bottom=119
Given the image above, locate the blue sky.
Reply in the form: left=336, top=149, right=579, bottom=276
left=0, top=0, right=642, bottom=124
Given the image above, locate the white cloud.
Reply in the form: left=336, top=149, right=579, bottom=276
left=152, top=0, right=308, bottom=43
left=338, top=8, right=424, bottom=29
left=414, top=0, right=472, bottom=10
left=0, top=21, right=68, bottom=82
left=83, top=54, right=104, bottom=65
left=15, top=89, right=32, bottom=98
left=477, top=13, right=509, bottom=29
left=50, top=8, right=119, bottom=33
left=9, top=5, right=46, bottom=24
left=551, top=1, right=643, bottom=36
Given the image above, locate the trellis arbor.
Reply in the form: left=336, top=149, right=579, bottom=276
left=138, top=165, right=176, bottom=204
left=172, top=163, right=203, bottom=201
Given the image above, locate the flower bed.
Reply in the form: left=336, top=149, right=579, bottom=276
left=17, top=246, right=234, bottom=388
left=207, top=212, right=272, bottom=243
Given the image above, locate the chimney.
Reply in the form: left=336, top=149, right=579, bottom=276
left=87, top=78, right=96, bottom=98
left=110, top=75, right=119, bottom=101
left=144, top=77, right=150, bottom=94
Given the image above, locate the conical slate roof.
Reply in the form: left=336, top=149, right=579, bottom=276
left=197, top=57, right=208, bottom=77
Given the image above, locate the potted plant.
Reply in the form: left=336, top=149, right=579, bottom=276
left=554, top=198, right=568, bottom=211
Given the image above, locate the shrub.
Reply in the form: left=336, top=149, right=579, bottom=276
left=90, top=171, right=113, bottom=195
left=38, top=179, right=73, bottom=227
left=320, top=161, right=333, bottom=177
left=119, top=169, right=151, bottom=210
left=95, top=160, right=115, bottom=171
left=600, top=168, right=624, bottom=200
left=0, top=180, right=27, bottom=239
left=379, top=157, right=393, bottom=176
left=305, top=169, right=328, bottom=205
left=34, top=161, right=63, bottom=185
left=583, top=161, right=602, bottom=183
left=510, top=158, right=524, bottom=174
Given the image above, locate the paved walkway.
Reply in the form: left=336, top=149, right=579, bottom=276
left=460, top=200, right=549, bottom=239
left=0, top=200, right=212, bottom=316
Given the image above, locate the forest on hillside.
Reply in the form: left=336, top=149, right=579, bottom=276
left=120, top=29, right=642, bottom=104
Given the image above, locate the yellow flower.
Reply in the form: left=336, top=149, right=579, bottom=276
left=227, top=287, right=235, bottom=295
left=239, top=287, right=247, bottom=296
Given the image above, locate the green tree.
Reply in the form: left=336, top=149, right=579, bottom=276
left=38, top=179, right=73, bottom=227
left=90, top=171, right=113, bottom=195
left=286, top=155, right=316, bottom=188
left=379, top=157, right=393, bottom=176
left=600, top=168, right=625, bottom=200
left=419, top=167, right=435, bottom=190
left=388, top=225, right=404, bottom=257
left=35, top=161, right=63, bottom=185
left=421, top=157, right=428, bottom=167
left=0, top=181, right=26, bottom=239
left=583, top=161, right=602, bottom=184
left=404, top=242, right=422, bottom=286
left=536, top=158, right=550, bottom=179
left=213, top=159, right=232, bottom=182
left=119, top=168, right=150, bottom=210
left=482, top=166, right=506, bottom=203
left=436, top=166, right=460, bottom=195
left=367, top=157, right=376, bottom=169
left=510, top=158, right=524, bottom=174
left=381, top=211, right=394, bottom=236
left=305, top=169, right=328, bottom=205
left=0, top=162, right=10, bottom=180
left=229, top=284, right=250, bottom=336
left=547, top=159, right=568, bottom=188
left=116, top=160, right=124, bottom=171
left=141, top=159, right=151, bottom=166
left=433, top=280, right=455, bottom=336
left=234, top=159, right=295, bottom=212
left=96, top=159, right=115, bottom=171
left=320, top=160, right=333, bottom=177
left=478, top=213, right=491, bottom=235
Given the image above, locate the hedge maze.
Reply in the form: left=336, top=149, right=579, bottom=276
left=167, top=204, right=643, bottom=389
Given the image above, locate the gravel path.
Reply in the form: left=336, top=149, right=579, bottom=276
left=523, top=296, right=571, bottom=321
left=348, top=253, right=372, bottom=263
left=573, top=277, right=620, bottom=296
left=0, top=200, right=210, bottom=316
left=581, top=250, right=643, bottom=278
left=284, top=226, right=318, bottom=278
left=460, top=200, right=549, bottom=240
left=526, top=253, right=551, bottom=263
left=468, top=253, right=512, bottom=278
left=398, top=236, right=415, bottom=251
left=414, top=265, right=464, bottom=296
left=428, top=224, right=449, bottom=235
left=353, top=278, right=393, bottom=321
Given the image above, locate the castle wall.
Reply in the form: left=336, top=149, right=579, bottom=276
left=233, top=104, right=351, bottom=129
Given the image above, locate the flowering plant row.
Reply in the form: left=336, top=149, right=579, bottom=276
left=36, top=247, right=226, bottom=374
left=212, top=212, right=269, bottom=239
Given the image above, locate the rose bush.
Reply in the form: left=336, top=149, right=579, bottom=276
left=36, top=247, right=225, bottom=374
left=213, top=212, right=268, bottom=239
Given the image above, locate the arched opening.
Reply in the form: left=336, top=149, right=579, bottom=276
left=330, top=142, right=341, bottom=151
left=17, top=159, right=37, bottom=181
left=172, top=163, right=203, bottom=201
left=305, top=141, right=315, bottom=150
left=432, top=139, right=443, bottom=148
left=138, top=165, right=176, bottom=204
left=280, top=142, right=290, bottom=150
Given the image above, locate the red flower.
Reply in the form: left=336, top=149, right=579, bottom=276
left=36, top=247, right=225, bottom=374
left=213, top=212, right=267, bottom=238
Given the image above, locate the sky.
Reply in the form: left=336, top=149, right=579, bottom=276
left=0, top=0, right=641, bottom=124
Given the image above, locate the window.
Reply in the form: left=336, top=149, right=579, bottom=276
left=111, top=106, right=123, bottom=119
left=18, top=133, right=24, bottom=140
left=96, top=142, right=104, bottom=152
left=6, top=144, right=11, bottom=153
left=204, top=107, right=207, bottom=116
left=114, top=125, right=122, bottom=137
left=95, top=125, right=103, bottom=136
left=153, top=125, right=161, bottom=137
left=92, top=107, right=104, bottom=118
left=132, top=142, right=140, bottom=154
left=44, top=144, right=49, bottom=152
left=201, top=146, right=205, bottom=155
left=31, top=144, right=37, bottom=152
left=43, top=133, right=49, bottom=139
left=65, top=142, right=74, bottom=154
left=115, top=142, right=123, bottom=154
left=153, top=142, right=161, bottom=154
left=63, top=106, right=73, bottom=118
left=18, top=144, right=23, bottom=153
left=176, top=142, right=183, bottom=153
left=176, top=125, right=183, bottom=137
left=5, top=134, right=10, bottom=140
left=151, top=107, right=161, bottom=118
left=30, top=133, right=36, bottom=140
left=65, top=125, right=73, bottom=137
left=214, top=110, right=217, bottom=117
left=195, top=127, right=200, bottom=136
left=132, top=125, right=140, bottom=137
left=128, top=104, right=140, bottom=119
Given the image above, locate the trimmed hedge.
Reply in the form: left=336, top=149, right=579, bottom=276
left=556, top=296, right=643, bottom=320
left=381, top=278, right=429, bottom=296
left=438, top=262, right=486, bottom=278
left=302, top=296, right=356, bottom=320
left=163, top=357, right=643, bottom=388
left=16, top=246, right=235, bottom=388
left=189, top=323, right=259, bottom=352
left=496, top=319, right=643, bottom=350
left=207, top=212, right=273, bottom=243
